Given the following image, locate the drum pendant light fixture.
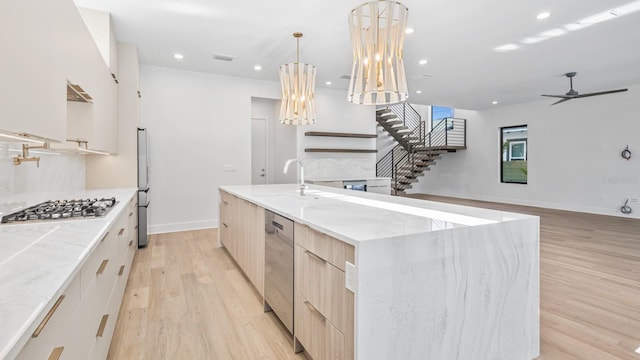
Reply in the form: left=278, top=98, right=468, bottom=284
left=279, top=32, right=317, bottom=125
left=348, top=1, right=409, bottom=105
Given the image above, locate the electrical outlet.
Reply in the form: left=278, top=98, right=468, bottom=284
left=345, top=261, right=356, bottom=293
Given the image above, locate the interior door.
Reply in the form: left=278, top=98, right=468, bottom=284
left=251, top=118, right=267, bottom=184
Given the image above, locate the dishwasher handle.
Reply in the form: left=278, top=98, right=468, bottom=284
left=271, top=220, right=284, bottom=230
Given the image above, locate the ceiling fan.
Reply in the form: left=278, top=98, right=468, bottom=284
left=541, top=72, right=628, bottom=105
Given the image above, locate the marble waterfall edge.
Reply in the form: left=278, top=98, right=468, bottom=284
left=355, top=217, right=540, bottom=360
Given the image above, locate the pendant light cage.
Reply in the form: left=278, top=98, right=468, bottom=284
left=279, top=33, right=317, bottom=125
left=348, top=1, right=409, bottom=105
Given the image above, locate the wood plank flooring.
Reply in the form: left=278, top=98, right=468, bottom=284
left=408, top=194, right=640, bottom=360
left=107, top=229, right=307, bottom=360
left=108, top=196, right=640, bottom=359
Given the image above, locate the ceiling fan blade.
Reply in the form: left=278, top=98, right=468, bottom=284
left=574, top=88, right=628, bottom=98
left=550, top=98, right=572, bottom=106
left=541, top=94, right=571, bottom=99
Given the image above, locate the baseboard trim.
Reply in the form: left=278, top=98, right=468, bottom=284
left=408, top=191, right=639, bottom=219
left=149, top=219, right=219, bottom=235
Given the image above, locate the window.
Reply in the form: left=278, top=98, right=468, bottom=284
left=431, top=106, right=453, bottom=129
left=501, top=125, right=528, bottom=184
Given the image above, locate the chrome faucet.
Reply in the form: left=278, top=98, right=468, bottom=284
left=283, top=158, right=306, bottom=196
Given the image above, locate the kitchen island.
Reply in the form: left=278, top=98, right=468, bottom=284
left=219, top=184, right=540, bottom=360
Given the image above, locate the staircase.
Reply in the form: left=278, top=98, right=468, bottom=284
left=376, top=104, right=466, bottom=195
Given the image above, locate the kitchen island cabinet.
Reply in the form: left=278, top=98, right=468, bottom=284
left=219, top=191, right=265, bottom=297
left=0, top=188, right=138, bottom=360
left=219, top=184, right=540, bottom=360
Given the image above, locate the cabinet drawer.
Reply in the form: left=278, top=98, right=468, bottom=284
left=295, top=293, right=344, bottom=360
left=295, top=245, right=348, bottom=333
left=295, top=223, right=354, bottom=271
left=16, top=274, right=81, bottom=360
left=81, top=229, right=116, bottom=296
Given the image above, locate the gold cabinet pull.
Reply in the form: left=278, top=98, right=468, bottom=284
left=118, top=265, right=125, bottom=276
left=129, top=240, right=133, bottom=247
left=118, top=228, right=125, bottom=236
left=96, top=314, right=109, bottom=337
left=135, top=225, right=138, bottom=230
left=100, top=232, right=109, bottom=242
left=222, top=200, right=228, bottom=205
left=48, top=346, right=64, bottom=360
left=129, top=212, right=133, bottom=217
left=304, top=250, right=327, bottom=264
left=222, top=222, right=228, bottom=228
left=96, top=259, right=109, bottom=275
left=304, top=301, right=326, bottom=321
left=32, top=295, right=65, bottom=337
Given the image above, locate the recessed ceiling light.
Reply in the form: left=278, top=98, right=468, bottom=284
left=418, top=59, right=428, bottom=65
left=254, top=65, right=262, bottom=71
left=405, top=28, right=414, bottom=34
left=492, top=101, right=499, bottom=105
left=536, top=12, right=551, bottom=20
left=540, top=28, right=566, bottom=37
left=174, top=53, right=184, bottom=60
left=325, top=81, right=332, bottom=85
left=494, top=44, right=520, bottom=52
left=416, top=90, right=422, bottom=94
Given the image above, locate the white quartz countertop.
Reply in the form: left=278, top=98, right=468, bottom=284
left=0, top=188, right=138, bottom=360
left=219, top=184, right=536, bottom=246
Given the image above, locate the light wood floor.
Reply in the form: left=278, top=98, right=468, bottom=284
left=408, top=194, right=640, bottom=360
left=107, top=229, right=307, bottom=360
left=108, top=197, right=640, bottom=360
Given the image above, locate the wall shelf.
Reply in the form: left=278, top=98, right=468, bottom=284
left=305, top=148, right=377, bottom=153
left=304, top=131, right=377, bottom=138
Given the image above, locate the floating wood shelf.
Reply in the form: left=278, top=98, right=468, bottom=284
left=305, top=131, right=377, bottom=138
left=305, top=148, right=377, bottom=153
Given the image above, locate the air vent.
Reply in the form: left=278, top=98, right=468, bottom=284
left=212, top=54, right=235, bottom=62
left=340, top=75, right=352, bottom=80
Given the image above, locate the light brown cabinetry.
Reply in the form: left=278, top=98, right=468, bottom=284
left=15, top=194, right=137, bottom=360
left=219, top=190, right=265, bottom=297
left=294, top=223, right=355, bottom=360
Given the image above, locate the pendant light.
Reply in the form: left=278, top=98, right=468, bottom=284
left=348, top=1, right=409, bottom=105
left=279, top=32, right=317, bottom=125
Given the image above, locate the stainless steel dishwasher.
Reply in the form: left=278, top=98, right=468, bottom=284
left=264, top=210, right=294, bottom=334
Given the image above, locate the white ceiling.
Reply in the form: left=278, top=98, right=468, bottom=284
left=74, top=0, right=640, bottom=110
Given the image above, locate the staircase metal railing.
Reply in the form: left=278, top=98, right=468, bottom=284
left=388, top=103, right=425, bottom=151
left=426, top=117, right=466, bottom=148
left=375, top=145, right=408, bottom=191
left=376, top=112, right=467, bottom=194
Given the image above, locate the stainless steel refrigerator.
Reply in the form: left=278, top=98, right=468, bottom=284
left=137, top=128, right=150, bottom=247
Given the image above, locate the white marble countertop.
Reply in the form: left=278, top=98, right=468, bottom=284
left=219, top=184, right=535, bottom=246
left=0, top=188, right=138, bottom=360
left=306, top=177, right=391, bottom=182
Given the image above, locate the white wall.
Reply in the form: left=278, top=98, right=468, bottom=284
left=140, top=65, right=376, bottom=234
left=410, top=85, right=640, bottom=219
left=298, top=91, right=376, bottom=180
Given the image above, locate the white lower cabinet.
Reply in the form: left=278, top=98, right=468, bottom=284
left=15, top=195, right=136, bottom=360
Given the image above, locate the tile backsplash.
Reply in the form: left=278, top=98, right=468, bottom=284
left=0, top=143, right=85, bottom=198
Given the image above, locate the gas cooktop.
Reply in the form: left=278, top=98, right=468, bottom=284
left=1, top=197, right=117, bottom=224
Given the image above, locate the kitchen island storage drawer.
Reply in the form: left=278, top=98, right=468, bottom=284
left=15, top=274, right=81, bottom=360
left=295, top=244, right=348, bottom=333
left=295, top=223, right=353, bottom=271
left=295, top=293, right=345, bottom=360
